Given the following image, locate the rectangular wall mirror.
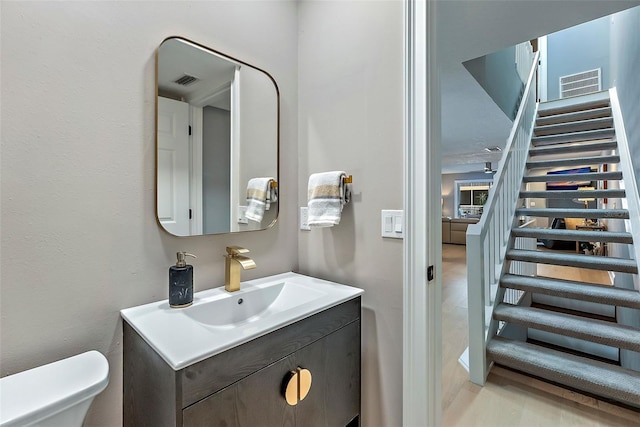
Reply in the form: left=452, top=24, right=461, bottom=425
left=156, top=37, right=279, bottom=236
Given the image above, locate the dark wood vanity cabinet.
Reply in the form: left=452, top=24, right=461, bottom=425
left=124, top=297, right=361, bottom=427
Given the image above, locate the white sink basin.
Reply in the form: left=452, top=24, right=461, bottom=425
left=185, top=281, right=325, bottom=328
left=120, top=272, right=363, bottom=370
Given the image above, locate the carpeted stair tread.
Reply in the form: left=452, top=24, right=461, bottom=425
left=526, top=154, right=620, bottom=169
left=520, top=189, right=625, bottom=199
left=500, top=274, right=640, bottom=309
left=493, top=303, right=640, bottom=351
left=486, top=336, right=640, bottom=408
left=514, top=208, right=629, bottom=219
left=535, top=106, right=612, bottom=126
left=528, top=140, right=617, bottom=156
left=506, top=249, right=638, bottom=274
left=531, top=128, right=615, bottom=146
left=530, top=302, right=616, bottom=323
left=534, top=117, right=613, bottom=137
left=512, top=227, right=632, bottom=244
left=522, top=171, right=623, bottom=183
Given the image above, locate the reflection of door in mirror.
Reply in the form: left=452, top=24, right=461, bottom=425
left=156, top=37, right=279, bottom=236
left=157, top=97, right=190, bottom=235
left=158, top=95, right=233, bottom=236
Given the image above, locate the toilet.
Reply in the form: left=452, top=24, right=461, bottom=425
left=0, top=350, right=109, bottom=427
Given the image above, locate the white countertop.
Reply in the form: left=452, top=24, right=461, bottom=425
left=120, top=272, right=363, bottom=370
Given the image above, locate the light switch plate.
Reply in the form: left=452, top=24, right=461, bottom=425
left=237, top=206, right=249, bottom=224
left=300, top=207, right=311, bottom=231
left=381, top=210, right=403, bottom=239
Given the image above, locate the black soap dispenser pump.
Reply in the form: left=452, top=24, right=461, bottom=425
left=169, top=252, right=196, bottom=308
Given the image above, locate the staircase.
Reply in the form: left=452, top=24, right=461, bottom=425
left=485, top=91, right=640, bottom=408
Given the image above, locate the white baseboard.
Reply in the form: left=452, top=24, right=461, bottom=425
left=458, top=347, right=470, bottom=373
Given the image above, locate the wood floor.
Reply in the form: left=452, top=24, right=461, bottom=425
left=441, top=243, right=638, bottom=426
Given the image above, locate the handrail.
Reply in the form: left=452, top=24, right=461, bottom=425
left=609, top=88, right=640, bottom=275
left=465, top=51, right=539, bottom=385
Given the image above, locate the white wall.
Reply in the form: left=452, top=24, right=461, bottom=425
left=0, top=2, right=298, bottom=425
left=297, top=1, right=404, bottom=426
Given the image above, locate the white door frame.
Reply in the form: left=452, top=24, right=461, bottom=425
left=538, top=35, right=548, bottom=102
left=190, top=106, right=204, bottom=236
left=229, top=67, right=241, bottom=231
left=403, top=1, right=441, bottom=426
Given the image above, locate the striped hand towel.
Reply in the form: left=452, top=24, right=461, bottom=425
left=307, top=171, right=351, bottom=227
left=246, top=178, right=277, bottom=223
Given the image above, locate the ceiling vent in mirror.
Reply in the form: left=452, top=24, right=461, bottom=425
left=173, top=74, right=199, bottom=86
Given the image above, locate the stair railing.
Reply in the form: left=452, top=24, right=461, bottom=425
left=466, top=51, right=539, bottom=385
left=609, top=87, right=640, bottom=283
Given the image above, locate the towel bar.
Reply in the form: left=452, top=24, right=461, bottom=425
left=343, top=175, right=353, bottom=184
left=270, top=181, right=278, bottom=188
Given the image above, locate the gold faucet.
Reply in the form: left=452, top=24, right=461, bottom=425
left=224, top=246, right=257, bottom=292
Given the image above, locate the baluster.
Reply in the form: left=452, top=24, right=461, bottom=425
left=484, top=235, right=491, bottom=304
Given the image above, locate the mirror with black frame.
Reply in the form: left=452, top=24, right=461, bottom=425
left=156, top=37, right=279, bottom=236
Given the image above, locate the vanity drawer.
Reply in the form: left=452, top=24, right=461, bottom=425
left=183, top=320, right=361, bottom=427
left=179, top=297, right=361, bottom=408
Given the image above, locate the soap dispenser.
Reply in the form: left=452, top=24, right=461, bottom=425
left=169, top=252, right=196, bottom=308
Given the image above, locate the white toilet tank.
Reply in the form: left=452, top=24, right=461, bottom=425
left=0, top=350, right=109, bottom=427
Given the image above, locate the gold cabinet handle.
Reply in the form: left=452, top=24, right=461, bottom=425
left=297, top=368, right=312, bottom=401
left=283, top=370, right=299, bottom=406
left=282, top=367, right=312, bottom=406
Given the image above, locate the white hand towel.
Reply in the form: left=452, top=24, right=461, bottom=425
left=246, top=178, right=277, bottom=223
left=307, top=171, right=351, bottom=227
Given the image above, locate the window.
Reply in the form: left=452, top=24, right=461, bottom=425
left=460, top=190, right=472, bottom=205
left=454, top=180, right=493, bottom=218
left=473, top=189, right=489, bottom=205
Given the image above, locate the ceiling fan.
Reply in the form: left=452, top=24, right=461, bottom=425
left=484, top=162, right=496, bottom=174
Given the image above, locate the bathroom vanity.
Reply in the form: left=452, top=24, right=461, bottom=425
left=122, top=273, right=362, bottom=427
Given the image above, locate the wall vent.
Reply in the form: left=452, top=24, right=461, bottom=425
left=559, top=68, right=601, bottom=99
left=173, top=74, right=199, bottom=86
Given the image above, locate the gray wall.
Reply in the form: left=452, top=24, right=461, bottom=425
left=297, top=2, right=404, bottom=425
left=203, top=106, right=231, bottom=234
left=236, top=66, right=279, bottom=231
left=0, top=2, right=298, bottom=425
left=547, top=15, right=611, bottom=100
left=464, top=46, right=523, bottom=120
left=610, top=6, right=640, bottom=191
